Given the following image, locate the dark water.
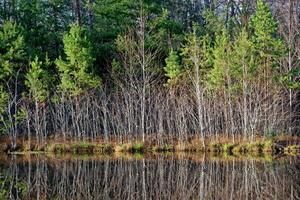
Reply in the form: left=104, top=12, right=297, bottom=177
left=0, top=154, right=299, bottom=200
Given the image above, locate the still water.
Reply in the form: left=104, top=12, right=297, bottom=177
left=0, top=153, right=299, bottom=200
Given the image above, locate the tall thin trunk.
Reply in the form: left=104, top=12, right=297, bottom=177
left=139, top=3, right=146, bottom=143
left=74, top=0, right=82, bottom=26
left=88, top=0, right=94, bottom=30
left=288, top=0, right=293, bottom=134
left=242, top=59, right=248, bottom=140
left=35, top=99, right=40, bottom=146
left=194, top=52, right=205, bottom=147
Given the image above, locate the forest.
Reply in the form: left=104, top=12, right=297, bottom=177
left=0, top=0, right=299, bottom=153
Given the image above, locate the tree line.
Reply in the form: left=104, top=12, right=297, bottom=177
left=0, top=0, right=299, bottom=148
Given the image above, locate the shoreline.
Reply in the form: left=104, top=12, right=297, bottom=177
left=1, top=136, right=299, bottom=156
left=1, top=151, right=298, bottom=163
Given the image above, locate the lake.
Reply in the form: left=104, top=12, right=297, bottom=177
left=0, top=153, right=299, bottom=200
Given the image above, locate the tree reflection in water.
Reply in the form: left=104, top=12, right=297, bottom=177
left=0, top=154, right=299, bottom=200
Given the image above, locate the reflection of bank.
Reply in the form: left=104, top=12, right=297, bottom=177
left=0, top=154, right=299, bottom=200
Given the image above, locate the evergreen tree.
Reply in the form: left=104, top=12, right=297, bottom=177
left=55, top=24, right=101, bottom=96
left=0, top=20, right=26, bottom=139
left=25, top=56, right=51, bottom=145
left=0, top=86, right=9, bottom=123
left=207, top=30, right=231, bottom=90
left=150, top=9, right=184, bottom=54
left=182, top=28, right=212, bottom=85
left=17, top=0, right=73, bottom=59
left=250, top=0, right=278, bottom=54
left=0, top=21, right=26, bottom=79
left=232, top=30, right=255, bottom=137
left=202, top=10, right=224, bottom=44
left=164, top=50, right=181, bottom=85
left=181, top=28, right=213, bottom=146
left=231, top=29, right=255, bottom=90
left=25, top=56, right=50, bottom=102
left=249, top=0, right=283, bottom=81
left=0, top=21, right=26, bottom=115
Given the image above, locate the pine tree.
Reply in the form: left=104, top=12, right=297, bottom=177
left=25, top=56, right=50, bottom=145
left=0, top=21, right=25, bottom=79
left=0, top=21, right=26, bottom=115
left=25, top=56, right=50, bottom=102
left=231, top=29, right=255, bottom=91
left=202, top=10, right=224, bottom=44
left=232, top=29, right=255, bottom=138
left=0, top=86, right=9, bottom=121
left=206, top=29, right=236, bottom=138
left=17, top=0, right=73, bottom=59
left=249, top=0, right=283, bottom=81
left=0, top=21, right=26, bottom=141
left=250, top=0, right=278, bottom=54
left=55, top=24, right=101, bottom=96
left=181, top=28, right=212, bottom=147
left=164, top=50, right=181, bottom=85
left=182, top=29, right=212, bottom=85
left=150, top=9, right=183, bottom=54
left=207, top=29, right=231, bottom=90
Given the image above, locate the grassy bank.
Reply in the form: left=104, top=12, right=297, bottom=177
left=1, top=135, right=299, bottom=156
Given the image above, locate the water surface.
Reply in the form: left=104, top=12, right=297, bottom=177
left=0, top=154, right=299, bottom=200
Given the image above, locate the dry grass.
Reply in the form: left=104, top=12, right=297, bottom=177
left=0, top=134, right=299, bottom=155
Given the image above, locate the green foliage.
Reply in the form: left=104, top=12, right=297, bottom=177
left=111, top=59, right=123, bottom=75
left=25, top=56, right=50, bottom=102
left=233, top=30, right=255, bottom=72
left=94, top=0, right=138, bottom=34
left=250, top=0, right=278, bottom=54
left=0, top=173, right=28, bottom=199
left=208, top=142, right=223, bottom=153
left=249, top=0, right=284, bottom=75
left=0, top=174, right=8, bottom=199
left=0, top=21, right=26, bottom=134
left=18, top=0, right=72, bottom=59
left=149, top=9, right=184, bottom=52
left=115, top=142, right=145, bottom=152
left=131, top=142, right=144, bottom=152
left=277, top=68, right=300, bottom=89
left=181, top=28, right=212, bottom=84
left=93, top=0, right=141, bottom=66
left=0, top=0, right=297, bottom=145
left=151, top=9, right=183, bottom=35
left=223, top=143, right=236, bottom=153
left=0, top=21, right=26, bottom=79
left=265, top=130, right=276, bottom=139
left=164, top=50, right=181, bottom=85
left=202, top=10, right=224, bottom=42
left=230, top=29, right=256, bottom=93
left=207, top=30, right=231, bottom=90
left=0, top=86, right=8, bottom=115
left=152, top=144, right=174, bottom=152
left=15, top=180, right=28, bottom=196
left=46, top=143, right=70, bottom=153
left=71, top=142, right=95, bottom=154
left=16, top=107, right=27, bottom=122
left=55, top=24, right=101, bottom=96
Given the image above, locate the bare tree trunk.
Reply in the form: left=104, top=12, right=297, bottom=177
left=87, top=0, right=94, bottom=30
left=243, top=64, right=248, bottom=140
left=288, top=0, right=293, bottom=134
left=193, top=50, right=205, bottom=147
left=74, top=0, right=82, bottom=26
left=139, top=3, right=146, bottom=142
